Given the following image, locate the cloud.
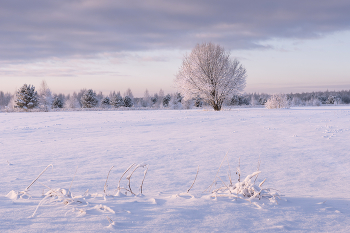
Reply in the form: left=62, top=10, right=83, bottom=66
left=1, top=0, right=350, bottom=61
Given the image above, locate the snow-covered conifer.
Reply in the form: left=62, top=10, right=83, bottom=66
left=326, top=96, right=336, bottom=104
left=258, top=97, right=267, bottom=105
left=162, top=94, right=171, bottom=107
left=81, top=89, right=98, bottom=108
left=194, top=96, right=203, bottom=107
left=171, top=93, right=183, bottom=109
left=14, top=84, right=38, bottom=110
left=52, top=96, right=64, bottom=108
left=101, top=96, right=110, bottom=108
left=110, top=92, right=124, bottom=107
left=124, top=96, right=133, bottom=107
left=151, top=93, right=158, bottom=106
left=230, top=95, right=240, bottom=106
left=154, top=89, right=164, bottom=108
left=96, top=91, right=104, bottom=103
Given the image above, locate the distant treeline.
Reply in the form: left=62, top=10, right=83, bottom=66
left=1, top=84, right=350, bottom=111
left=230, top=90, right=350, bottom=106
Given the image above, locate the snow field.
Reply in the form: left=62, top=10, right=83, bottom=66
left=1, top=106, right=350, bottom=232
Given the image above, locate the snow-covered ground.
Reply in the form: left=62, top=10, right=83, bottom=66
left=1, top=106, right=350, bottom=232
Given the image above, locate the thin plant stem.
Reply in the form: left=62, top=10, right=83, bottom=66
left=204, top=152, right=228, bottom=193
left=25, top=164, right=53, bottom=192
left=254, top=155, right=261, bottom=184
left=104, top=166, right=114, bottom=195
left=140, top=165, right=149, bottom=194
left=118, top=163, right=136, bottom=191
left=187, top=165, right=199, bottom=193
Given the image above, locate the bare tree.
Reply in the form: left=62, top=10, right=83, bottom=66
left=142, top=89, right=151, bottom=107
left=124, top=88, right=134, bottom=100
left=64, top=92, right=80, bottom=109
left=38, top=80, right=53, bottom=111
left=176, top=42, right=247, bottom=111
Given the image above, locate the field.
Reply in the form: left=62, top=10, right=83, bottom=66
left=1, top=106, right=350, bottom=232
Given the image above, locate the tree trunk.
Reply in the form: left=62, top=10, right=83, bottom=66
left=213, top=103, right=221, bottom=111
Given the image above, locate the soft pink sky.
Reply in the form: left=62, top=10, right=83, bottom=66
left=1, top=1, right=350, bottom=96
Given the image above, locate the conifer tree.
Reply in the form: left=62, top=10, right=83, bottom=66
left=101, top=96, right=110, bottom=108
left=163, top=94, right=171, bottom=107
left=124, top=96, right=133, bottom=107
left=110, top=92, right=124, bottom=107
left=81, top=89, right=98, bottom=108
left=15, top=84, right=38, bottom=109
left=52, top=96, right=64, bottom=108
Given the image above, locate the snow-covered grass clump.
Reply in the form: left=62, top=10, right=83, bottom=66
left=202, top=154, right=279, bottom=206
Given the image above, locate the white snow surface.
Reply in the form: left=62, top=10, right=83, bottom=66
left=1, top=106, right=350, bottom=232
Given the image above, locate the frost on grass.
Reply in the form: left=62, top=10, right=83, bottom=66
left=203, top=154, right=280, bottom=204
left=172, top=154, right=280, bottom=206
left=6, top=162, right=150, bottom=221
left=6, top=164, right=53, bottom=200
left=5, top=156, right=279, bottom=228
left=31, top=188, right=88, bottom=218
left=105, top=216, right=116, bottom=229
left=115, top=162, right=149, bottom=197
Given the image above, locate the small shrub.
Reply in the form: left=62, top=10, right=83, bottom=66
left=265, top=94, right=290, bottom=109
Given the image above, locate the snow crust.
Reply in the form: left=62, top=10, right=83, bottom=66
left=1, top=106, right=350, bottom=232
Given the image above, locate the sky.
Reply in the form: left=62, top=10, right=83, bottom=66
left=1, top=0, right=350, bottom=97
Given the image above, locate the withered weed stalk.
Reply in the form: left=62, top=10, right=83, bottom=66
left=25, top=164, right=53, bottom=193
left=117, top=163, right=149, bottom=195
left=104, top=166, right=114, bottom=195
left=187, top=165, right=199, bottom=193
